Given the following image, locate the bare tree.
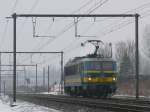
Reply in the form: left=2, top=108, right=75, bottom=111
left=115, top=41, right=127, bottom=63
left=97, top=42, right=112, bottom=58
left=141, top=25, right=150, bottom=75
left=115, top=40, right=135, bottom=76
left=142, top=25, right=150, bottom=58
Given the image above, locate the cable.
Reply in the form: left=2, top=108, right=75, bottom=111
left=19, top=0, right=109, bottom=64
left=14, top=0, right=43, bottom=68
left=34, top=0, right=109, bottom=51
left=95, top=8, right=150, bottom=37
left=140, top=9, right=150, bottom=18
left=18, top=0, right=40, bottom=37
left=10, top=0, right=19, bottom=14
left=53, top=0, right=94, bottom=21
left=20, top=1, right=150, bottom=65
left=125, top=2, right=150, bottom=14
left=19, top=0, right=91, bottom=39
left=0, top=0, right=18, bottom=50
left=4, top=1, right=150, bottom=78
left=87, top=2, right=150, bottom=38
left=17, top=0, right=96, bottom=64
left=61, top=3, right=150, bottom=57
left=30, top=0, right=39, bottom=12
left=87, top=0, right=107, bottom=14
left=72, top=0, right=94, bottom=14
left=32, top=0, right=98, bottom=50
left=44, top=18, right=54, bottom=35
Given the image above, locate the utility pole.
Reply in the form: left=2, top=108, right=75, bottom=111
left=61, top=52, right=64, bottom=94
left=43, top=67, right=45, bottom=89
left=23, top=67, right=26, bottom=88
left=12, top=13, right=17, bottom=102
left=48, top=65, right=50, bottom=93
left=16, top=72, right=18, bottom=89
left=135, top=14, right=139, bottom=99
left=0, top=53, right=1, bottom=95
left=0, top=52, right=61, bottom=101
left=3, top=81, right=5, bottom=96
left=35, top=64, right=37, bottom=92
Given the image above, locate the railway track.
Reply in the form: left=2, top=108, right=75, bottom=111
left=15, top=93, right=150, bottom=112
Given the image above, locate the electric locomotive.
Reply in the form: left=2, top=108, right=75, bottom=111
left=64, top=40, right=117, bottom=97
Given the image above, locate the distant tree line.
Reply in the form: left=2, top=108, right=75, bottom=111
left=115, top=24, right=150, bottom=76
left=115, top=40, right=135, bottom=76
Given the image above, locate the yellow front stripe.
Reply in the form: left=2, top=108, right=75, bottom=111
left=82, top=70, right=116, bottom=74
left=65, top=79, right=81, bottom=84
left=83, top=77, right=115, bottom=83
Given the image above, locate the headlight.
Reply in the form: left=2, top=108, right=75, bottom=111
left=88, top=77, right=92, bottom=81
left=113, top=77, right=116, bottom=81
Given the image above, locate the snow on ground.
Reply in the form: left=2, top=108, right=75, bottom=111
left=113, top=94, right=150, bottom=100
left=40, top=91, right=61, bottom=95
left=0, top=95, right=61, bottom=112
left=11, top=101, right=61, bottom=112
left=0, top=98, right=12, bottom=112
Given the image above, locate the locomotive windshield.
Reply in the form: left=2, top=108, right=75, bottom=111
left=84, top=61, right=116, bottom=71
left=83, top=61, right=116, bottom=77
left=84, top=61, right=101, bottom=70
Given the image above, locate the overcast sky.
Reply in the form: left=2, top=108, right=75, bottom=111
left=0, top=0, right=150, bottom=65
left=1, top=0, right=150, bottom=87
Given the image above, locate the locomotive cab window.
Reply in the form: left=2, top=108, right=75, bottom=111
left=102, top=61, right=113, bottom=70
left=64, top=64, right=80, bottom=76
left=84, top=61, right=101, bottom=70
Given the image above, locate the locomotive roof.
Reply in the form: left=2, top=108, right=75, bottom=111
left=65, top=56, right=115, bottom=67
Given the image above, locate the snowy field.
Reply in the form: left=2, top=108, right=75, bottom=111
left=113, top=94, right=150, bottom=100
left=1, top=94, right=149, bottom=112
left=0, top=94, right=110, bottom=112
left=0, top=95, right=61, bottom=112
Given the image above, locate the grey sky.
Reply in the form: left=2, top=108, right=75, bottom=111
left=0, top=0, right=150, bottom=88
left=0, top=0, right=150, bottom=65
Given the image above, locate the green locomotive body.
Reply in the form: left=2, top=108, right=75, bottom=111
left=64, top=57, right=117, bottom=97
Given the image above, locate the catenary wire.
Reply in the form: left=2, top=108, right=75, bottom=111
left=19, top=0, right=108, bottom=63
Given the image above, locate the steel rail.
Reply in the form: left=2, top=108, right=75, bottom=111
left=15, top=94, right=150, bottom=112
